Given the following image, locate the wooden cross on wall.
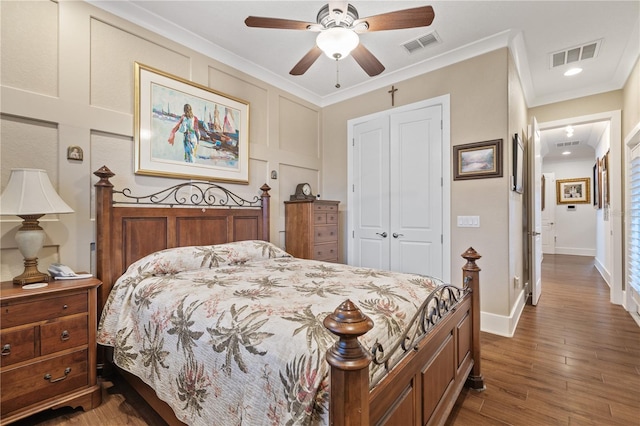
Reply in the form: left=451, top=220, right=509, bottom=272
left=388, top=85, right=398, bottom=106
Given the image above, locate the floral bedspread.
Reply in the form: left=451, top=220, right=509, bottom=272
left=97, top=240, right=448, bottom=426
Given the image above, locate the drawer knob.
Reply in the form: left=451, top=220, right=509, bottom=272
left=44, top=367, right=71, bottom=383
left=62, top=304, right=68, bottom=310
left=60, top=330, right=70, bottom=341
left=1, top=344, right=10, bottom=356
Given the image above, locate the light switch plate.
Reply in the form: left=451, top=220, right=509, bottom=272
left=457, top=216, right=480, bottom=227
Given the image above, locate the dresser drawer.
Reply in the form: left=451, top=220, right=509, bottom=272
left=1, top=349, right=88, bottom=416
left=315, top=225, right=338, bottom=243
left=0, top=327, right=36, bottom=367
left=1, top=292, right=88, bottom=329
left=313, top=243, right=339, bottom=261
left=314, top=211, right=338, bottom=225
left=41, top=316, right=88, bottom=355
left=314, top=203, right=338, bottom=213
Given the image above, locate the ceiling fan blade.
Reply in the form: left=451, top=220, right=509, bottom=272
left=351, top=44, right=385, bottom=77
left=245, top=16, right=317, bottom=30
left=354, top=6, right=435, bottom=32
left=290, top=46, right=323, bottom=75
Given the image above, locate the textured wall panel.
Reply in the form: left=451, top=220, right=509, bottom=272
left=0, top=1, right=58, bottom=96
left=0, top=115, right=58, bottom=189
left=90, top=19, right=190, bottom=113
left=279, top=97, right=319, bottom=156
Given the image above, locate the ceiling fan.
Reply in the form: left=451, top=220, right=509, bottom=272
left=245, top=2, right=435, bottom=77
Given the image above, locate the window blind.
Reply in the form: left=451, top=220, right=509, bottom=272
left=630, top=145, right=640, bottom=294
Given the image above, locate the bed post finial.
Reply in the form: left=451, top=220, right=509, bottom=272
left=461, top=247, right=485, bottom=391
left=324, top=299, right=373, bottom=426
left=94, top=165, right=115, bottom=187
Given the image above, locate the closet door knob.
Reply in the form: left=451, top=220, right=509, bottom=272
left=376, top=232, right=388, bottom=238
left=393, top=233, right=404, bottom=238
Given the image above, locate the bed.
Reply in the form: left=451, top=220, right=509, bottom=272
left=93, top=165, right=484, bottom=425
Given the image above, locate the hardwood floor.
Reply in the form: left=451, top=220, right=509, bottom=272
left=447, top=254, right=640, bottom=425
left=7, top=255, right=638, bottom=425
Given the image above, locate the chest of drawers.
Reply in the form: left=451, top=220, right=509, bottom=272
left=0, top=278, right=102, bottom=424
left=285, top=200, right=340, bottom=262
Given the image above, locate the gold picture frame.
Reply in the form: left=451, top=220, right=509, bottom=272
left=556, top=177, right=591, bottom=204
left=453, top=139, right=503, bottom=180
left=134, top=62, right=250, bottom=183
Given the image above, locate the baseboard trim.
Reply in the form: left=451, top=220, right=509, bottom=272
left=553, top=247, right=596, bottom=256
left=594, top=258, right=611, bottom=287
left=480, top=290, right=526, bottom=337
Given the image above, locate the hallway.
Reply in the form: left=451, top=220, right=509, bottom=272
left=447, top=254, right=640, bottom=425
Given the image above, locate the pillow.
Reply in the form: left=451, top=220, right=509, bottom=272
left=122, top=240, right=291, bottom=277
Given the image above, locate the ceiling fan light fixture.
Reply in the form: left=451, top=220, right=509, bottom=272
left=316, top=27, right=359, bottom=60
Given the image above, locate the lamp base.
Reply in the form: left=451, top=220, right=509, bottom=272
left=12, top=257, right=52, bottom=286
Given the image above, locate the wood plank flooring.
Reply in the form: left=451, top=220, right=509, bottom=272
left=7, top=254, right=639, bottom=425
left=446, top=254, right=640, bottom=425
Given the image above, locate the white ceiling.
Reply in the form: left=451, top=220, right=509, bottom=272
left=87, top=1, right=639, bottom=159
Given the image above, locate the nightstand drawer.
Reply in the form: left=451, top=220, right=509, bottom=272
left=313, top=243, right=338, bottom=261
left=1, top=292, right=88, bottom=329
left=315, top=225, right=338, bottom=243
left=0, top=327, right=36, bottom=367
left=41, top=316, right=88, bottom=355
left=1, top=349, right=88, bottom=416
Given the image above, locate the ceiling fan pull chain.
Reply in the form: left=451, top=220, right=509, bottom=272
left=335, top=59, right=341, bottom=89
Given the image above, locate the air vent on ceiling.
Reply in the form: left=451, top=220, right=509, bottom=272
left=550, top=40, right=601, bottom=68
left=556, top=141, right=581, bottom=148
left=402, top=31, right=441, bottom=54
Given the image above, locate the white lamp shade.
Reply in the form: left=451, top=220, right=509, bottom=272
left=316, top=27, right=359, bottom=60
left=0, top=168, right=73, bottom=215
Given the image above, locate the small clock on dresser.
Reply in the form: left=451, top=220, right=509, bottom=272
left=290, top=183, right=315, bottom=201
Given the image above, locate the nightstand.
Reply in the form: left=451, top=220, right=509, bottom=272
left=0, top=277, right=102, bottom=424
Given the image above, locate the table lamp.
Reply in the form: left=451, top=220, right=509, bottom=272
left=0, top=168, right=74, bottom=285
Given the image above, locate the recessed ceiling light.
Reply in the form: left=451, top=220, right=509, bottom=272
left=562, top=151, right=571, bottom=155
left=564, top=67, right=583, bottom=76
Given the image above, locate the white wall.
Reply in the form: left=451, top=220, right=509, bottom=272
left=542, top=157, right=597, bottom=256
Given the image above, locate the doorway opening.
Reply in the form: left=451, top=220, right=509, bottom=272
left=537, top=110, right=623, bottom=306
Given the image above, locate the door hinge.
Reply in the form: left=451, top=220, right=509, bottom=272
left=352, top=184, right=355, bottom=192
left=352, top=138, right=355, bottom=147
left=441, top=177, right=443, bottom=186
left=441, top=234, right=443, bottom=244
left=352, top=230, right=355, bottom=238
left=440, top=120, right=443, bottom=130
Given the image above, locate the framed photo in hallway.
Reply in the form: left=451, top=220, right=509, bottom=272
left=556, top=177, right=591, bottom=204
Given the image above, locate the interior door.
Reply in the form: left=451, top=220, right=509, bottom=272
left=389, top=106, right=443, bottom=277
left=541, top=172, right=556, bottom=254
left=351, top=117, right=391, bottom=270
left=350, top=104, right=443, bottom=275
left=529, top=117, right=543, bottom=305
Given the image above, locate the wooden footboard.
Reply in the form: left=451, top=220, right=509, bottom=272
left=325, top=248, right=484, bottom=426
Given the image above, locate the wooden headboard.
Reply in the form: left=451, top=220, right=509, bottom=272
left=93, top=166, right=271, bottom=315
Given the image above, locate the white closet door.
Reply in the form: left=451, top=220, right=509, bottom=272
left=352, top=116, right=391, bottom=270
left=390, top=105, right=443, bottom=277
